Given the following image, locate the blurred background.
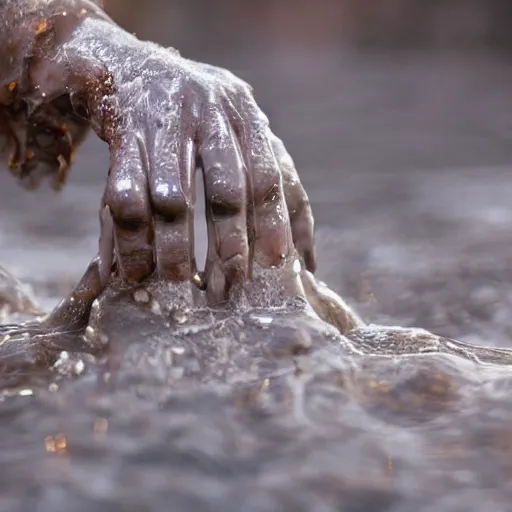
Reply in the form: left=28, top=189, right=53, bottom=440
left=2, top=0, right=512, bottom=344
left=103, top=0, right=512, bottom=176
left=108, top=0, right=512, bottom=53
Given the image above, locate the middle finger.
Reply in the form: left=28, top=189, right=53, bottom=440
left=146, top=100, right=196, bottom=283
left=199, top=106, right=248, bottom=303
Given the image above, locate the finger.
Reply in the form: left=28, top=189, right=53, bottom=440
left=98, top=204, right=115, bottom=286
left=44, top=205, right=114, bottom=330
left=104, top=134, right=153, bottom=284
left=236, top=100, right=292, bottom=270
left=199, top=108, right=248, bottom=303
left=146, top=101, right=195, bottom=283
left=271, top=134, right=317, bottom=273
left=301, top=269, right=364, bottom=334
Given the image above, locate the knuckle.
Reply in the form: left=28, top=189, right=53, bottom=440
left=206, top=168, right=245, bottom=217
left=250, top=107, right=270, bottom=130
left=220, top=69, right=253, bottom=98
left=105, top=180, right=147, bottom=226
left=209, top=194, right=244, bottom=218
left=150, top=184, right=189, bottom=221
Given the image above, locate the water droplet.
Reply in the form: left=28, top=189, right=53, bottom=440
left=151, top=300, right=162, bottom=315
left=133, top=289, right=150, bottom=304
left=59, top=351, right=69, bottom=362
left=252, top=315, right=273, bottom=325
left=74, top=360, right=85, bottom=375
left=172, top=310, right=188, bottom=324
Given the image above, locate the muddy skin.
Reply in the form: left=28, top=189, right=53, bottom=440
left=0, top=94, right=90, bottom=190
left=0, top=0, right=316, bottom=307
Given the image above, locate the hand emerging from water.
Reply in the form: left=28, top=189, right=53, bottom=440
left=0, top=204, right=361, bottom=387
left=0, top=0, right=316, bottom=305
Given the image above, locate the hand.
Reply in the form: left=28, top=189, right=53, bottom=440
left=97, top=55, right=317, bottom=304
left=0, top=1, right=316, bottom=304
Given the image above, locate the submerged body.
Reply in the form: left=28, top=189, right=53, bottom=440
left=3, top=265, right=512, bottom=511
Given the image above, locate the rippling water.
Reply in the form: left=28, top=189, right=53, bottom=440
left=2, top=52, right=512, bottom=511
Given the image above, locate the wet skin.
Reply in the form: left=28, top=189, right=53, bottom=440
left=0, top=1, right=506, bottom=383
left=0, top=0, right=317, bottom=330
left=3, top=28, right=512, bottom=508
left=5, top=1, right=508, bottom=392
left=0, top=208, right=364, bottom=386
left=0, top=2, right=366, bottom=379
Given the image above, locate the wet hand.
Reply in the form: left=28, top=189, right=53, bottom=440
left=100, top=55, right=317, bottom=304
left=0, top=0, right=316, bottom=303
